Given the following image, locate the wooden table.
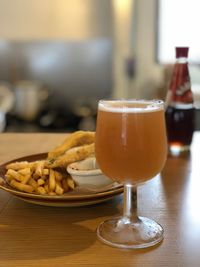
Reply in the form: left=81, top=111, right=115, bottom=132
left=0, top=133, right=200, bottom=267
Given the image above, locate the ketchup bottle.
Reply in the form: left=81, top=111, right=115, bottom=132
left=165, top=47, right=195, bottom=155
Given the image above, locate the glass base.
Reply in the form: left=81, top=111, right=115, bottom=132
left=97, top=216, right=164, bottom=249
left=169, top=143, right=190, bottom=156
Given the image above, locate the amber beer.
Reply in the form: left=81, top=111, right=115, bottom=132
left=95, top=100, right=167, bottom=185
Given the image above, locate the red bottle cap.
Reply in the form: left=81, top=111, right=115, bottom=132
left=176, top=47, right=189, bottom=58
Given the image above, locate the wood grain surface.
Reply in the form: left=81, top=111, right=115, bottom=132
left=0, top=133, right=200, bottom=267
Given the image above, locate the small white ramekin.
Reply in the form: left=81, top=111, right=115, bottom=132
left=67, top=157, right=113, bottom=189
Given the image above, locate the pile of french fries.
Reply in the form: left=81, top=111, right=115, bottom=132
left=5, top=160, right=75, bottom=195
left=4, top=131, right=95, bottom=196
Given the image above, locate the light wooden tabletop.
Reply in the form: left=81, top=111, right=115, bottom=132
left=0, top=132, right=200, bottom=267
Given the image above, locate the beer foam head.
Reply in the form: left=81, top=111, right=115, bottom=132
left=99, top=100, right=164, bottom=113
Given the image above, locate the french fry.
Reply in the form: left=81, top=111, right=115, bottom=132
left=0, top=177, right=5, bottom=185
left=44, top=184, right=49, bottom=193
left=67, top=176, right=75, bottom=190
left=37, top=178, right=45, bottom=186
left=10, top=179, right=34, bottom=193
left=41, top=175, right=47, bottom=180
left=28, top=178, right=38, bottom=189
left=37, top=186, right=46, bottom=195
left=49, top=169, right=56, bottom=191
left=6, top=169, right=24, bottom=183
left=55, top=181, right=64, bottom=195
left=6, top=161, right=30, bottom=170
left=20, top=175, right=31, bottom=185
left=18, top=168, right=31, bottom=176
left=56, top=180, right=62, bottom=187
left=33, top=172, right=40, bottom=180
left=62, top=178, right=69, bottom=192
left=35, top=161, right=45, bottom=176
left=43, top=169, right=49, bottom=175
left=54, top=171, right=63, bottom=182
left=29, top=161, right=42, bottom=172
left=5, top=173, right=12, bottom=182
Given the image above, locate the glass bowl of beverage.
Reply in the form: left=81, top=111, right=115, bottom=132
left=95, top=99, right=167, bottom=249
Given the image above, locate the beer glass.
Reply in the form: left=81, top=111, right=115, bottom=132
left=95, top=99, right=167, bottom=249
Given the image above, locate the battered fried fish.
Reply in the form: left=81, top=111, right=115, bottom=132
left=48, top=131, right=95, bottom=160
left=46, top=143, right=95, bottom=168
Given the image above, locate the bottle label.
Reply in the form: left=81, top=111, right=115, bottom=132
left=167, top=63, right=193, bottom=105
left=176, top=81, right=191, bottom=96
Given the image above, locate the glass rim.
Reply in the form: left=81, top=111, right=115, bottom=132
left=98, top=99, right=165, bottom=111
left=98, top=99, right=164, bottom=105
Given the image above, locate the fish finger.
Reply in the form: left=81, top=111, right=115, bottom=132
left=47, top=143, right=95, bottom=168
left=48, top=131, right=95, bottom=159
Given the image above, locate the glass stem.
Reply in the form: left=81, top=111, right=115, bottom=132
left=123, top=184, right=139, bottom=223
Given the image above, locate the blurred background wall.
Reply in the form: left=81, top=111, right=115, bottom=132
left=0, top=0, right=200, bottom=132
